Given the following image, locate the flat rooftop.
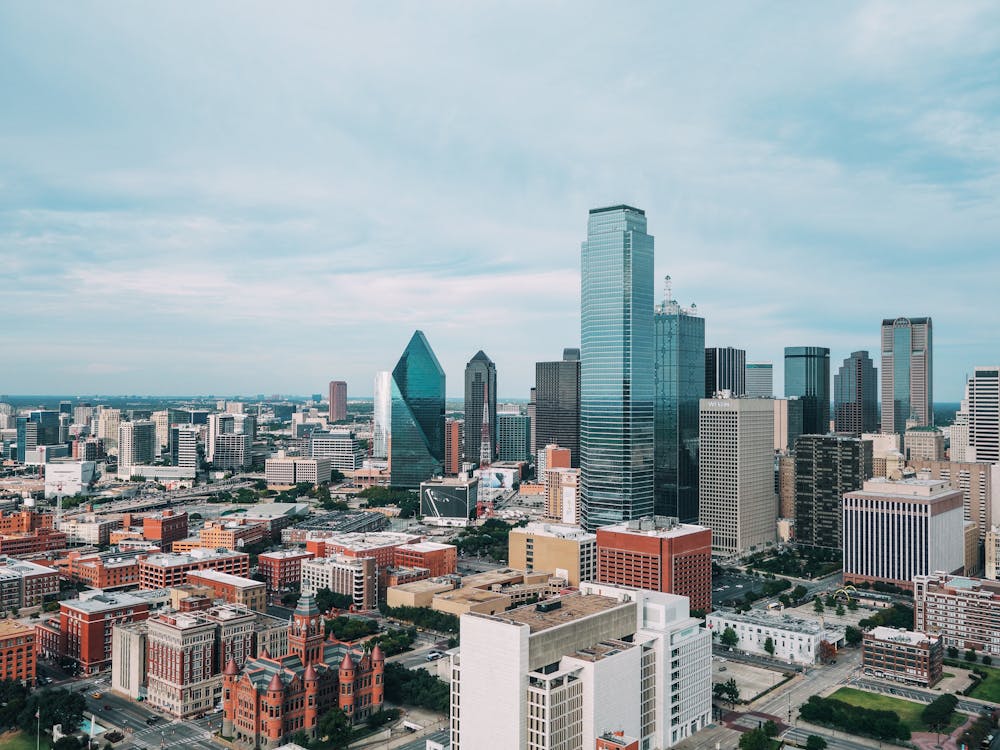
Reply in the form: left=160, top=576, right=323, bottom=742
left=67, top=590, right=147, bottom=613
left=514, top=523, right=596, bottom=542
left=390, top=578, right=456, bottom=595
left=601, top=516, right=709, bottom=540
left=188, top=569, right=262, bottom=588
left=0, top=620, right=34, bottom=638
left=397, top=541, right=455, bottom=553
left=312, top=531, right=422, bottom=551
left=141, top=548, right=246, bottom=566
left=259, top=549, right=314, bottom=560
left=493, top=591, right=627, bottom=634
left=435, top=587, right=508, bottom=605
left=868, top=626, right=937, bottom=646
left=566, top=639, right=636, bottom=663
left=710, top=609, right=844, bottom=637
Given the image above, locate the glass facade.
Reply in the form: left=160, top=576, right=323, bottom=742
left=881, top=317, right=933, bottom=434
left=463, top=350, right=497, bottom=467
left=15, top=410, right=60, bottom=463
left=390, top=331, right=445, bottom=488
left=534, top=349, right=581, bottom=467
left=794, top=435, right=872, bottom=549
left=784, top=346, right=830, bottom=436
left=704, top=347, right=746, bottom=397
left=654, top=297, right=704, bottom=522
left=580, top=205, right=654, bottom=530
left=833, top=351, right=878, bottom=436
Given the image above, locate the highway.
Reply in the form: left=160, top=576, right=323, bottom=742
left=85, top=479, right=256, bottom=515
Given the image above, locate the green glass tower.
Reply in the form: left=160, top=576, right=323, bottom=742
left=390, top=331, right=445, bottom=488
left=784, top=346, right=830, bottom=436
left=654, top=282, right=704, bottom=522
left=580, top=205, right=655, bottom=531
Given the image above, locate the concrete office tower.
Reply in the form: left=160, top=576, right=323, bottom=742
left=905, top=426, right=945, bottom=461
left=328, top=381, right=347, bottom=422
left=580, top=205, right=655, bottom=531
left=704, top=347, right=746, bottom=397
left=535, top=349, right=581, bottom=468
left=881, top=317, right=933, bottom=435
left=508, top=522, right=596, bottom=587
left=908, top=460, right=1000, bottom=547
left=528, top=387, right=537, bottom=457
left=463, top=351, right=497, bottom=467
left=745, top=363, right=773, bottom=398
left=773, top=398, right=804, bottom=454
left=951, top=405, right=970, bottom=462
left=794, top=435, right=872, bottom=549
left=389, top=331, right=445, bottom=488
left=97, top=407, right=121, bottom=450
left=118, top=421, right=156, bottom=470
left=843, top=477, right=964, bottom=590
left=987, top=527, right=1000, bottom=580
left=206, top=413, right=235, bottom=464
left=372, top=371, right=391, bottom=459
left=966, top=367, right=1000, bottom=463
left=169, top=425, right=199, bottom=468
left=497, top=413, right=531, bottom=462
left=698, top=397, right=776, bottom=556
left=444, top=418, right=463, bottom=476
left=654, top=280, right=705, bottom=522
left=834, top=351, right=878, bottom=436
left=785, top=346, right=830, bottom=436
left=151, top=410, right=170, bottom=454
left=451, top=583, right=711, bottom=750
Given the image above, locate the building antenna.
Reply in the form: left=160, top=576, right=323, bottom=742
left=479, top=381, right=492, bottom=468
left=663, top=275, right=672, bottom=307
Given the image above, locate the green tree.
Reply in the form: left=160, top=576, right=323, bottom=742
left=287, top=730, right=311, bottom=747
left=922, top=694, right=958, bottom=731
left=764, top=636, right=775, bottom=656
left=18, top=688, right=87, bottom=736
left=53, top=738, right=83, bottom=750
left=847, top=598, right=858, bottom=611
left=825, top=594, right=835, bottom=607
left=965, top=649, right=977, bottom=662
left=814, top=598, right=824, bottom=614
left=792, top=585, right=808, bottom=601
left=947, top=645, right=959, bottom=659
left=314, top=588, right=354, bottom=613
left=315, top=707, right=353, bottom=749
left=762, top=720, right=780, bottom=738
left=739, top=727, right=770, bottom=750
left=983, top=655, right=993, bottom=666
left=845, top=626, right=863, bottom=647
left=720, top=626, right=739, bottom=647
left=805, top=735, right=828, bottom=750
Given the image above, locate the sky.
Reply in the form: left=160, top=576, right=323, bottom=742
left=2, top=2, right=999, bottom=400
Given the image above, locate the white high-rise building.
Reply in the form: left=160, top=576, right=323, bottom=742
left=450, top=582, right=711, bottom=750
left=373, top=371, right=391, bottom=460
left=698, top=397, right=777, bottom=556
left=119, top=420, right=156, bottom=470
left=170, top=425, right=199, bottom=469
left=310, top=431, right=366, bottom=470
left=151, top=410, right=170, bottom=455
left=950, top=407, right=970, bottom=463
left=98, top=407, right=121, bottom=450
left=206, top=413, right=236, bottom=464
left=967, top=367, right=1000, bottom=464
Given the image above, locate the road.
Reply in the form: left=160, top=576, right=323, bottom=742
left=86, top=479, right=256, bottom=515
left=754, top=648, right=861, bottom=723
left=783, top=726, right=876, bottom=750
left=388, top=633, right=451, bottom=671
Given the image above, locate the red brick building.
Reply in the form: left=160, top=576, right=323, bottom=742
left=596, top=517, right=712, bottom=613
left=393, top=542, right=457, bottom=577
left=138, top=549, right=250, bottom=590
left=258, top=550, right=315, bottom=592
left=36, top=590, right=149, bottom=674
left=0, top=529, right=68, bottom=556
left=62, top=550, right=141, bottom=590
left=141, top=510, right=188, bottom=548
left=187, top=570, right=266, bottom=611
left=0, top=510, right=53, bottom=535
left=0, top=621, right=36, bottom=686
left=596, top=731, right=640, bottom=750
left=222, top=594, right=384, bottom=749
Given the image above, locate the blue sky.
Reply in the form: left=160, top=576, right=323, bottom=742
left=2, top=2, right=999, bottom=400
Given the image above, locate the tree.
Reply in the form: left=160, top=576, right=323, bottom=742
left=922, top=693, right=958, bottom=731
left=53, top=738, right=83, bottom=750
left=288, top=730, right=311, bottom=748
left=983, top=655, right=993, bottom=666
left=965, top=649, right=977, bottom=663
left=717, top=677, right=740, bottom=707
left=947, top=645, right=959, bottom=659
left=805, top=735, right=828, bottom=750
left=792, top=585, right=808, bottom=601
left=315, top=707, right=353, bottom=749
left=814, top=598, right=824, bottom=614
left=835, top=603, right=845, bottom=617
left=720, top=626, right=739, bottom=648
left=764, top=636, right=776, bottom=656
left=847, top=598, right=858, bottom=611
left=738, top=728, right=770, bottom=750
left=845, top=626, right=863, bottom=647
left=314, top=588, right=354, bottom=613
left=819, top=640, right=837, bottom=664
left=825, top=594, right=835, bottom=607
left=762, top=720, right=780, bottom=738
left=18, top=688, right=86, bottom=736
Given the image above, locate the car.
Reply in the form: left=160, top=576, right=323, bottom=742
left=104, top=705, right=111, bottom=710
left=91, top=691, right=102, bottom=699
left=718, top=666, right=727, bottom=672
left=425, top=651, right=443, bottom=661
left=146, top=717, right=160, bottom=725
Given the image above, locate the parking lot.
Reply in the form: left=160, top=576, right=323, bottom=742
left=714, top=656, right=789, bottom=702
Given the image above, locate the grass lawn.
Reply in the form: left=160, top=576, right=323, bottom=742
left=967, top=665, right=1000, bottom=702
left=829, top=688, right=964, bottom=733
left=0, top=730, right=52, bottom=750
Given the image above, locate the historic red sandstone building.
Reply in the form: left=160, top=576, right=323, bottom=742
left=222, top=594, right=384, bottom=749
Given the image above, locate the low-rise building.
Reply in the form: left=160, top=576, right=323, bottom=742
left=705, top=610, right=845, bottom=665
left=62, top=550, right=142, bottom=590
left=914, top=572, right=1000, bottom=655
left=0, top=529, right=67, bottom=556
left=280, top=510, right=388, bottom=544
left=237, top=503, right=310, bottom=541
left=265, top=456, right=332, bottom=487
left=386, top=578, right=457, bottom=609
left=508, top=522, right=596, bottom=587
left=187, top=570, right=267, bottom=611
left=194, top=519, right=269, bottom=551
left=139, top=549, right=250, bottom=590
left=141, top=510, right=189, bottom=548
left=0, top=621, right=36, bottom=686
left=0, top=556, right=59, bottom=608
left=862, top=627, right=943, bottom=687
left=258, top=549, right=315, bottom=592
left=393, top=542, right=457, bottom=577
left=57, top=515, right=120, bottom=546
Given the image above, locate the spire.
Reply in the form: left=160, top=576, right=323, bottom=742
left=340, top=651, right=355, bottom=671
left=371, top=643, right=384, bottom=662
left=224, top=657, right=239, bottom=676
left=303, top=662, right=318, bottom=682
left=267, top=672, right=284, bottom=693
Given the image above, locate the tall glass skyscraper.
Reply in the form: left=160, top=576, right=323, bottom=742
left=463, top=350, right=497, bottom=467
left=580, top=205, right=654, bottom=531
left=389, top=331, right=445, bottom=488
left=372, top=371, right=392, bottom=459
left=654, top=284, right=704, bottom=522
left=833, top=351, right=878, bottom=436
left=881, top=317, right=933, bottom=435
left=534, top=348, right=581, bottom=467
left=705, top=347, right=746, bottom=397
left=784, top=346, right=830, bottom=435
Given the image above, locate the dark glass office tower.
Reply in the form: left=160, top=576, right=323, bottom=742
left=463, top=351, right=497, bottom=467
left=794, top=434, right=871, bottom=549
left=784, top=346, right=831, bottom=435
left=834, top=351, right=878, bottom=436
left=580, top=205, right=654, bottom=531
left=534, top=348, right=581, bottom=467
left=705, top=347, right=746, bottom=397
left=654, top=286, right=704, bottom=522
left=390, top=331, right=446, bottom=488
left=15, top=410, right=60, bottom=463
left=881, top=317, right=933, bottom=435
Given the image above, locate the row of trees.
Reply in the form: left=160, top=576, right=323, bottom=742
left=799, top=695, right=911, bottom=741
left=382, top=604, right=460, bottom=634
left=0, top=680, right=87, bottom=740
left=858, top=603, right=914, bottom=630
left=453, top=518, right=525, bottom=561
left=384, top=663, right=450, bottom=713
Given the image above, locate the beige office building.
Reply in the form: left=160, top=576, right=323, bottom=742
left=508, top=522, right=596, bottom=587
left=908, top=460, right=1000, bottom=544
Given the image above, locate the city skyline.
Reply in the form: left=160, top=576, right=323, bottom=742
left=2, top=5, right=999, bottom=398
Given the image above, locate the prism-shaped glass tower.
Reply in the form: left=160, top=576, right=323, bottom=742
left=390, top=331, right=446, bottom=488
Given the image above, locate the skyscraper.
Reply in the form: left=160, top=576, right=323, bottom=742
left=966, top=367, right=999, bottom=464
left=462, top=351, right=497, bottom=467
left=389, top=331, right=445, bottom=488
left=654, top=279, right=704, bottom=522
left=580, top=205, right=654, bottom=531
left=784, top=346, right=830, bottom=435
left=15, top=410, right=60, bottom=463
left=745, top=363, right=773, bottom=398
left=881, top=317, right=933, bottom=435
left=704, top=347, right=746, bottom=397
left=698, top=397, right=776, bottom=556
left=372, top=371, right=391, bottom=460
left=328, top=381, right=347, bottom=423
left=794, top=434, right=872, bottom=549
left=833, top=351, right=878, bottom=436
left=119, top=420, right=156, bottom=470
left=496, top=413, right=531, bottom=462
left=534, top=349, right=581, bottom=468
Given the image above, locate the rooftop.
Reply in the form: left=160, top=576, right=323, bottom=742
left=709, top=609, right=845, bottom=637
left=600, top=516, right=709, bottom=539
left=514, top=522, right=596, bottom=542
left=65, top=590, right=147, bottom=613
left=396, top=541, right=455, bottom=553
left=311, top=531, right=422, bottom=551
left=259, top=549, right=315, bottom=560
left=141, top=548, right=247, bottom=566
left=483, top=591, right=628, bottom=634
left=434, top=587, right=509, bottom=605
left=0, top=620, right=34, bottom=638
left=852, top=478, right=959, bottom=500
left=567, top=639, right=636, bottom=663
left=867, top=627, right=938, bottom=646
left=241, top=502, right=310, bottom=519
left=187, top=569, right=263, bottom=588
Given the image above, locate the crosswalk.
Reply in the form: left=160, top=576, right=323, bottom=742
left=129, top=722, right=214, bottom=749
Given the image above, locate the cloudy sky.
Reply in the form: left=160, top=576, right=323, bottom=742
left=2, top=2, right=999, bottom=400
